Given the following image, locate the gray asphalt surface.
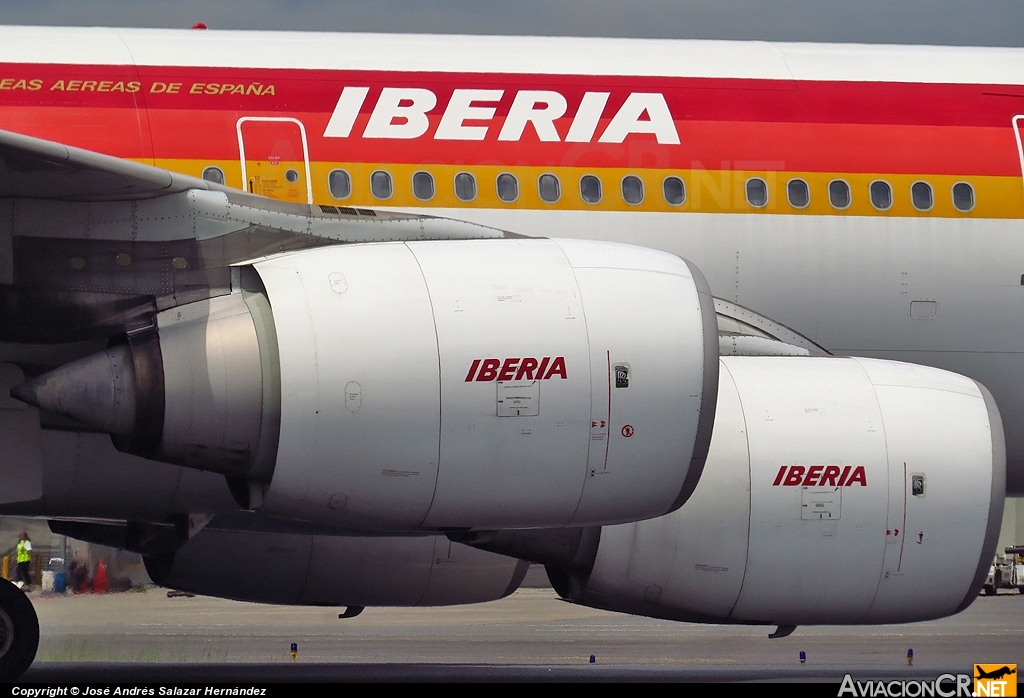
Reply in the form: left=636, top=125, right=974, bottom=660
left=17, top=587, right=1024, bottom=682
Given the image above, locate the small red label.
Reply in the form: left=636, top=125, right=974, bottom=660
left=621, top=424, right=634, bottom=438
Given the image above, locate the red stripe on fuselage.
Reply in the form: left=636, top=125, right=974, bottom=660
left=1, top=63, right=1021, bottom=175
left=3, top=65, right=1017, bottom=126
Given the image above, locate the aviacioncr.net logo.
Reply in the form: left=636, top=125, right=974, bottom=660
left=838, top=674, right=973, bottom=697
left=974, top=665, right=1017, bottom=697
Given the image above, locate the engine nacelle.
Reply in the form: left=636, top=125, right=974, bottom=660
left=15, top=238, right=718, bottom=532
left=144, top=519, right=529, bottom=607
left=542, top=356, right=1005, bottom=625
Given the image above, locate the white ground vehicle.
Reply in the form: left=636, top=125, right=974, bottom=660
left=983, top=549, right=1024, bottom=595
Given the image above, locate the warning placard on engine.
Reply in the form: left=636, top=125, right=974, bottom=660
left=496, top=381, right=539, bottom=417
left=801, top=487, right=842, bottom=520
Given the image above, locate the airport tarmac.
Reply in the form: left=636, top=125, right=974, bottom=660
left=18, top=587, right=1024, bottom=682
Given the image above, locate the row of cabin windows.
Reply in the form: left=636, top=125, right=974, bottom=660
left=349, top=170, right=977, bottom=213
left=329, top=169, right=687, bottom=206
left=749, top=177, right=976, bottom=213
left=203, top=166, right=976, bottom=213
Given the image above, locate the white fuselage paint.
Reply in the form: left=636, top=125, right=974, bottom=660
left=3, top=27, right=1022, bottom=85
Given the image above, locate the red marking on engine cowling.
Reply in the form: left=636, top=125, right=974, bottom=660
left=465, top=356, right=567, bottom=381
left=772, top=464, right=867, bottom=486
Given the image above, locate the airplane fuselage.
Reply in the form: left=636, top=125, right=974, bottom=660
left=2, top=26, right=1024, bottom=490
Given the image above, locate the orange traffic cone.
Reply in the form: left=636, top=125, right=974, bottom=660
left=94, top=559, right=109, bottom=594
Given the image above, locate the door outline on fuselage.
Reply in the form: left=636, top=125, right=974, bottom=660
left=236, top=116, right=314, bottom=204
left=1014, top=115, right=1024, bottom=195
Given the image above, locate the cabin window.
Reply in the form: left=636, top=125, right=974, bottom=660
left=412, top=171, right=435, bottom=201
left=538, top=173, right=561, bottom=203
left=621, top=175, right=644, bottom=205
left=663, top=176, right=685, bottom=206
left=579, top=175, right=602, bottom=204
left=828, top=179, right=851, bottom=209
left=870, top=180, right=892, bottom=210
left=787, top=178, right=810, bottom=209
left=911, top=181, right=933, bottom=211
left=496, top=173, right=519, bottom=203
left=202, top=166, right=225, bottom=185
left=745, top=177, right=768, bottom=208
left=952, top=182, right=975, bottom=212
left=285, top=169, right=300, bottom=183
left=328, top=170, right=352, bottom=199
left=454, top=172, right=477, bottom=202
left=370, top=170, right=393, bottom=200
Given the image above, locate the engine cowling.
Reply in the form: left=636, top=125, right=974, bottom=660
left=539, top=356, right=1005, bottom=625
left=14, top=238, right=718, bottom=532
left=143, top=518, right=529, bottom=607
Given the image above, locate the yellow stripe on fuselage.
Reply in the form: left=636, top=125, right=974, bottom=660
left=151, top=159, right=1024, bottom=219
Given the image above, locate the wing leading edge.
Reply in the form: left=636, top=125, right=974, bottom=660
left=0, top=129, right=218, bottom=201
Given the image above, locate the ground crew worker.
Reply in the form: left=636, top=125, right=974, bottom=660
left=15, top=532, right=32, bottom=589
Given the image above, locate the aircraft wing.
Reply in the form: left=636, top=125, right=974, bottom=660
left=0, top=128, right=508, bottom=344
left=0, top=128, right=505, bottom=242
left=0, top=129, right=216, bottom=201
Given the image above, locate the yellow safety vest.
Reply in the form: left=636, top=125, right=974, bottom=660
left=16, top=540, right=30, bottom=564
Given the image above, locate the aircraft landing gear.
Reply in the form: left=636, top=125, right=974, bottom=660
left=0, top=578, right=39, bottom=680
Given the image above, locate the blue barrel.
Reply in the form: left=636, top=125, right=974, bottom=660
left=53, top=571, right=67, bottom=594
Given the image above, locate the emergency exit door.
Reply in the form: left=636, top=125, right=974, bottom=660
left=237, top=117, right=313, bottom=204
left=1014, top=115, right=1024, bottom=195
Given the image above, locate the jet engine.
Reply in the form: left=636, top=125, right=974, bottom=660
left=137, top=518, right=529, bottom=607
left=468, top=356, right=1005, bottom=626
left=13, top=238, right=718, bottom=532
